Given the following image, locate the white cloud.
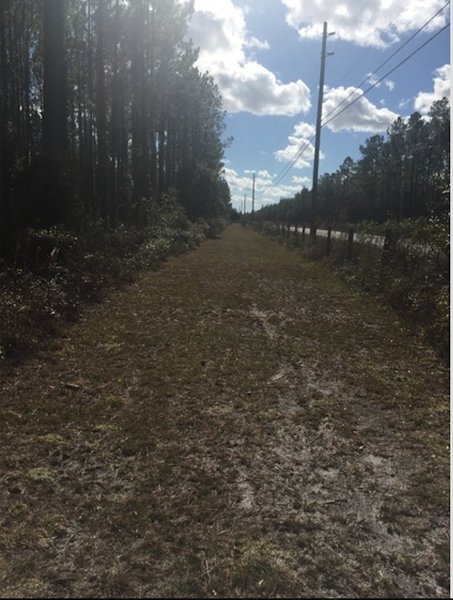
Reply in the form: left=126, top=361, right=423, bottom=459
left=280, top=0, right=449, bottom=48
left=399, top=97, right=411, bottom=109
left=224, top=167, right=273, bottom=197
left=273, top=88, right=398, bottom=171
left=364, top=76, right=394, bottom=92
left=188, top=1, right=245, bottom=66
left=293, top=122, right=316, bottom=138
left=223, top=166, right=305, bottom=210
left=292, top=175, right=311, bottom=187
left=274, top=121, right=317, bottom=169
left=188, top=0, right=311, bottom=116
left=264, top=181, right=305, bottom=199
left=245, top=36, right=270, bottom=50
left=366, top=73, right=381, bottom=88
left=322, top=86, right=399, bottom=131
left=414, top=64, right=450, bottom=114
left=223, top=166, right=254, bottom=194
left=216, top=63, right=311, bottom=115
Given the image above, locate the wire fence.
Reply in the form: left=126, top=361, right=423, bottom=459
left=251, top=220, right=449, bottom=359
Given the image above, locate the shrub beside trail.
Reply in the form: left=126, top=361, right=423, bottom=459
left=0, top=195, right=227, bottom=362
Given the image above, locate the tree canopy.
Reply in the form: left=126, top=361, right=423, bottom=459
left=0, top=0, right=232, bottom=256
left=255, top=100, right=450, bottom=226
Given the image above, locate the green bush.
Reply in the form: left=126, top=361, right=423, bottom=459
left=14, top=226, right=80, bottom=272
left=252, top=217, right=450, bottom=360
left=339, top=219, right=449, bottom=359
left=0, top=199, right=210, bottom=362
left=207, top=217, right=228, bottom=238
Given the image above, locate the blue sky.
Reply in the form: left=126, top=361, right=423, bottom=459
left=186, top=0, right=450, bottom=212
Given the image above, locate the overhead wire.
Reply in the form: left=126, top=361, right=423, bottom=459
left=256, top=2, right=450, bottom=202
left=254, top=135, right=314, bottom=200
left=269, top=136, right=314, bottom=188
left=256, top=0, right=387, bottom=198
left=259, top=0, right=415, bottom=196
left=322, top=0, right=450, bottom=125
left=335, top=0, right=414, bottom=87
left=321, top=21, right=450, bottom=130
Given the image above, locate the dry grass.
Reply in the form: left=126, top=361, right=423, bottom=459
left=0, top=224, right=449, bottom=598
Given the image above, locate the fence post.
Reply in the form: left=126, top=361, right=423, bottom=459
left=302, top=225, right=305, bottom=245
left=326, top=226, right=332, bottom=256
left=347, top=227, right=354, bottom=260
left=310, top=224, right=317, bottom=245
left=381, top=228, right=394, bottom=268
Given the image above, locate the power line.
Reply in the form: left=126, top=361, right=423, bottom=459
left=335, top=0, right=414, bottom=87
left=322, top=21, right=450, bottom=129
left=257, top=131, right=312, bottom=196
left=256, top=7, right=450, bottom=203
left=323, top=1, right=450, bottom=125
left=271, top=136, right=314, bottom=188
left=254, top=134, right=314, bottom=200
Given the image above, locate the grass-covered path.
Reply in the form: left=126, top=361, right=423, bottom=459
left=0, top=225, right=449, bottom=598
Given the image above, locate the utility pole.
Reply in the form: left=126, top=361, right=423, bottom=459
left=252, top=172, right=255, bottom=216
left=310, top=22, right=334, bottom=243
left=243, top=194, right=246, bottom=214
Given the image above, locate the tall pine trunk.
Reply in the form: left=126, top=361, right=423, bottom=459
left=42, top=0, right=66, bottom=157
left=95, top=0, right=109, bottom=224
left=41, top=0, right=68, bottom=226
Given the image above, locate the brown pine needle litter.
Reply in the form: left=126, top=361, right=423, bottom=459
left=0, top=225, right=449, bottom=598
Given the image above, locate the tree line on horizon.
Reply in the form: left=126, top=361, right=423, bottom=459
left=255, top=99, right=450, bottom=227
left=0, top=0, right=232, bottom=258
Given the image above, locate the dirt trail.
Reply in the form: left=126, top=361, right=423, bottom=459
left=0, top=225, right=449, bottom=598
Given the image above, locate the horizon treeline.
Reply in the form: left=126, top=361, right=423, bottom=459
left=0, top=0, right=231, bottom=257
left=256, top=99, right=450, bottom=226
